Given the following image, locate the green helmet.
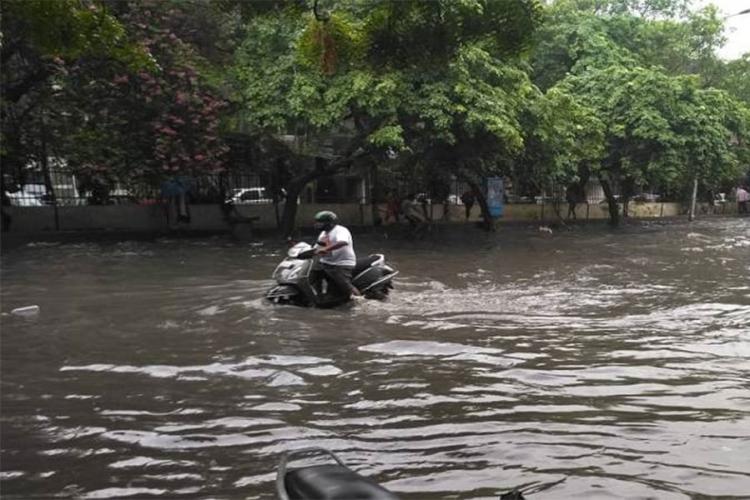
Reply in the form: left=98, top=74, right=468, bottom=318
left=314, top=210, right=338, bottom=224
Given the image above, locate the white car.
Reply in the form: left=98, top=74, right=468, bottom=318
left=5, top=184, right=50, bottom=206
left=227, top=187, right=272, bottom=205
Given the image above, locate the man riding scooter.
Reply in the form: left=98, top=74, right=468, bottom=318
left=310, top=211, right=361, bottom=304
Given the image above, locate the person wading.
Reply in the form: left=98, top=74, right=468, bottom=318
left=460, top=189, right=476, bottom=220
left=310, top=211, right=360, bottom=304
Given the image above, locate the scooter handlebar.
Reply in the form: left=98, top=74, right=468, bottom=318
left=297, top=248, right=316, bottom=259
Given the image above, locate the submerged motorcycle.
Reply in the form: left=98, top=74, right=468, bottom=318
left=276, top=447, right=526, bottom=499
left=266, top=242, right=398, bottom=307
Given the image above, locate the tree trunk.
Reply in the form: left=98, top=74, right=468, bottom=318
left=599, top=175, right=620, bottom=227
left=279, top=170, right=318, bottom=238
left=621, top=178, right=634, bottom=219
left=279, top=143, right=368, bottom=238
left=467, top=178, right=494, bottom=231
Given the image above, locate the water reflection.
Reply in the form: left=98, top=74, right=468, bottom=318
left=1, top=219, right=749, bottom=499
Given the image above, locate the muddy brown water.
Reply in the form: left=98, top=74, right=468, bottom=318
left=1, top=219, right=749, bottom=499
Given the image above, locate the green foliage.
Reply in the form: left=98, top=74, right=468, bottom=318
left=230, top=0, right=544, bottom=232
left=533, top=0, right=726, bottom=89
left=527, top=0, right=748, bottom=225
left=298, top=13, right=365, bottom=74
left=524, top=86, right=605, bottom=184
left=713, top=55, right=750, bottom=106
left=1, top=0, right=231, bottom=197
left=557, top=62, right=747, bottom=194
left=1, top=0, right=151, bottom=68
left=450, top=45, right=535, bottom=151
left=368, top=124, right=405, bottom=149
left=4, top=0, right=747, bottom=226
left=232, top=2, right=540, bottom=155
left=362, top=0, right=543, bottom=69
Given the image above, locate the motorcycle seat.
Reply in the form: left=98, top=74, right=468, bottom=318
left=353, top=255, right=382, bottom=275
left=284, top=464, right=398, bottom=499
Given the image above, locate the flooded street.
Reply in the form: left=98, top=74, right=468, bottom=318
left=2, top=219, right=749, bottom=499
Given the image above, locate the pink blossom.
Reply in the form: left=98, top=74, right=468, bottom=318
left=160, top=127, right=177, bottom=136
left=194, top=154, right=205, bottom=161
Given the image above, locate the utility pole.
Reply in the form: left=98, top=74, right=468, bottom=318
left=41, top=107, right=60, bottom=230
left=689, top=176, right=698, bottom=222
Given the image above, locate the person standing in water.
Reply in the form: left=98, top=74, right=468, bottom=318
left=736, top=185, right=749, bottom=215
left=460, top=189, right=476, bottom=220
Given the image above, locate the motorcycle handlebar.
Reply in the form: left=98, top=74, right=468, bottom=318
left=297, top=249, right=316, bottom=259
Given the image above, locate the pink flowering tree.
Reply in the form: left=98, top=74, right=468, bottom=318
left=93, top=4, right=228, bottom=199
left=12, top=1, right=231, bottom=202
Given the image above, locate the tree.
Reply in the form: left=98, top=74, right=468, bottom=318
left=713, top=55, right=750, bottom=106
left=556, top=64, right=747, bottom=224
left=1, top=0, right=148, bottom=192
left=1, top=0, right=233, bottom=203
left=517, top=85, right=606, bottom=214
left=532, top=0, right=726, bottom=89
left=55, top=2, right=231, bottom=197
left=529, top=0, right=749, bottom=225
left=231, top=0, right=544, bottom=235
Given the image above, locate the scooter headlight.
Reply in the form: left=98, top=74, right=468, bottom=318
left=274, top=262, right=301, bottom=282
left=286, top=267, right=300, bottom=280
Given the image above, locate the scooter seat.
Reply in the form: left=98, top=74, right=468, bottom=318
left=353, top=255, right=381, bottom=275
left=284, top=464, right=398, bottom=500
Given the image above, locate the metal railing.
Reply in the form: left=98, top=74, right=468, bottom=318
left=2, top=170, right=270, bottom=207
left=4, top=168, right=680, bottom=211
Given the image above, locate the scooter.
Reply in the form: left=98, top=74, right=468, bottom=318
left=277, top=447, right=398, bottom=500
left=266, top=242, right=398, bottom=307
left=276, top=447, right=527, bottom=499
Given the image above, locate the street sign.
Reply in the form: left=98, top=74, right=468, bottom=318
left=487, top=177, right=504, bottom=217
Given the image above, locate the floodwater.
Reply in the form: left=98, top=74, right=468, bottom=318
left=1, top=219, right=749, bottom=499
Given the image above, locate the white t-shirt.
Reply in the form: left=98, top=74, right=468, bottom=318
left=318, top=225, right=356, bottom=267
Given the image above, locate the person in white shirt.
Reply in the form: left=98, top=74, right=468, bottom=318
left=736, top=185, right=749, bottom=215
left=311, top=211, right=360, bottom=300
